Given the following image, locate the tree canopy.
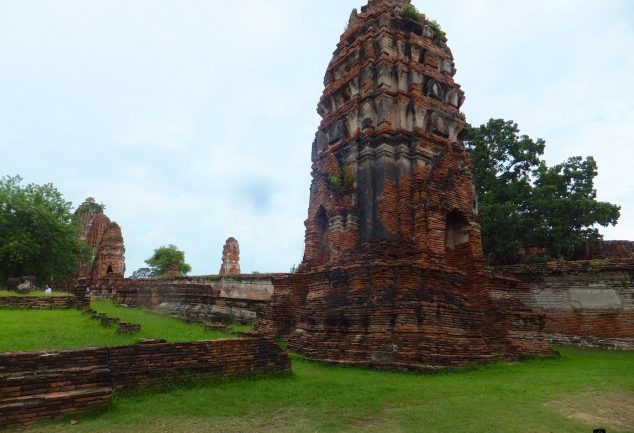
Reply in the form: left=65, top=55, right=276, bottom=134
left=465, top=119, right=620, bottom=264
left=145, top=244, right=191, bottom=277
left=0, top=175, right=89, bottom=283
left=130, top=267, right=153, bottom=279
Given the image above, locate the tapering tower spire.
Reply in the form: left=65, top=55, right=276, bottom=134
left=303, top=0, right=477, bottom=270
left=257, top=1, right=552, bottom=370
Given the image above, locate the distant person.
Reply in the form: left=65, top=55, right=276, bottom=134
left=45, top=285, right=52, bottom=295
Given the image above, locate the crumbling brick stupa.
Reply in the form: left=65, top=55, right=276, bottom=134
left=75, top=198, right=125, bottom=283
left=219, top=237, right=241, bottom=276
left=257, top=0, right=553, bottom=369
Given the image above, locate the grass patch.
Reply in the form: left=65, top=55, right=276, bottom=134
left=0, top=301, right=236, bottom=353
left=227, top=323, right=254, bottom=333
left=0, top=290, right=72, bottom=297
left=548, top=389, right=634, bottom=432
left=0, top=309, right=140, bottom=352
left=91, top=300, right=235, bottom=342
left=32, top=346, right=634, bottom=433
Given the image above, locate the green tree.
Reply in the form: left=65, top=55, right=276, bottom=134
left=527, top=157, right=620, bottom=259
left=465, top=119, right=620, bottom=264
left=145, top=244, right=191, bottom=276
left=0, top=175, right=89, bottom=283
left=466, top=120, right=545, bottom=264
left=130, top=267, right=153, bottom=279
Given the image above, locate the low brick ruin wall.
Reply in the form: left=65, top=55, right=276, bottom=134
left=0, top=338, right=290, bottom=427
left=0, top=296, right=86, bottom=310
left=92, top=275, right=279, bottom=324
left=497, top=259, right=634, bottom=350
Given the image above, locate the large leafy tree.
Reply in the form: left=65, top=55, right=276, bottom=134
left=145, top=244, right=191, bottom=276
left=465, top=119, right=620, bottom=264
left=527, top=157, right=620, bottom=259
left=0, top=175, right=88, bottom=283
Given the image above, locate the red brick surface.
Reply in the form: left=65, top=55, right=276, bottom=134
left=497, top=259, right=634, bottom=349
left=0, top=296, right=85, bottom=309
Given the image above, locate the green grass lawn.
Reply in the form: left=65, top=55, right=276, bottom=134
left=92, top=300, right=252, bottom=337
left=0, top=301, right=237, bottom=352
left=27, top=346, right=634, bottom=433
left=0, top=290, right=72, bottom=297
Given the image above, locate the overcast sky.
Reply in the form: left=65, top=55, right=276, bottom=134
left=1, top=0, right=633, bottom=275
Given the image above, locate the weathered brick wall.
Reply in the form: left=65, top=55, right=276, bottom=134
left=0, top=338, right=290, bottom=427
left=93, top=275, right=278, bottom=324
left=574, top=240, right=634, bottom=260
left=0, top=296, right=86, bottom=309
left=258, top=262, right=552, bottom=370
left=497, top=259, right=634, bottom=350
left=107, top=338, right=289, bottom=388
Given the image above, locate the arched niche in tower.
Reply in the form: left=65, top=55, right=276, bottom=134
left=445, top=209, right=469, bottom=251
left=441, top=59, right=454, bottom=75
left=315, top=206, right=331, bottom=264
left=328, top=120, right=347, bottom=144
left=427, top=79, right=443, bottom=100
left=430, top=112, right=449, bottom=136
left=446, top=88, right=460, bottom=108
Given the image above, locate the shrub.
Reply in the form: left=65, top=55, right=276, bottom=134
left=401, top=4, right=420, bottom=21
left=328, top=174, right=341, bottom=190
left=427, top=19, right=446, bottom=39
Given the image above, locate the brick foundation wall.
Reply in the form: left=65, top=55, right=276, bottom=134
left=497, top=259, right=634, bottom=350
left=574, top=240, right=634, bottom=260
left=257, top=261, right=553, bottom=370
left=0, top=338, right=290, bottom=427
left=0, top=296, right=87, bottom=310
left=107, top=338, right=289, bottom=388
left=93, top=276, right=277, bottom=324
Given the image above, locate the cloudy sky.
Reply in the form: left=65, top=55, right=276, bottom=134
left=1, top=0, right=633, bottom=275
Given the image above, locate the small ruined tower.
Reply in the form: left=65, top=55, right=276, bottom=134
left=257, top=0, right=552, bottom=369
left=219, top=237, right=241, bottom=276
left=75, top=198, right=125, bottom=282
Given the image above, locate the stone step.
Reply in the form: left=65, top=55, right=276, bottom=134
left=0, top=366, right=111, bottom=402
left=0, top=348, right=108, bottom=374
left=0, top=387, right=112, bottom=427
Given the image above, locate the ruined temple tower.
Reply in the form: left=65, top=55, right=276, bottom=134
left=257, top=0, right=552, bottom=369
left=219, top=237, right=241, bottom=276
left=304, top=0, right=478, bottom=269
left=75, top=198, right=125, bottom=282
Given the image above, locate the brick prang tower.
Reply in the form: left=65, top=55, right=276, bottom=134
left=304, top=0, right=479, bottom=269
left=74, top=197, right=125, bottom=283
left=257, top=0, right=553, bottom=369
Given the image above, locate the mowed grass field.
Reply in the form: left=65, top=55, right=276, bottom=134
left=0, top=301, right=237, bottom=352
left=26, top=347, right=634, bottom=433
